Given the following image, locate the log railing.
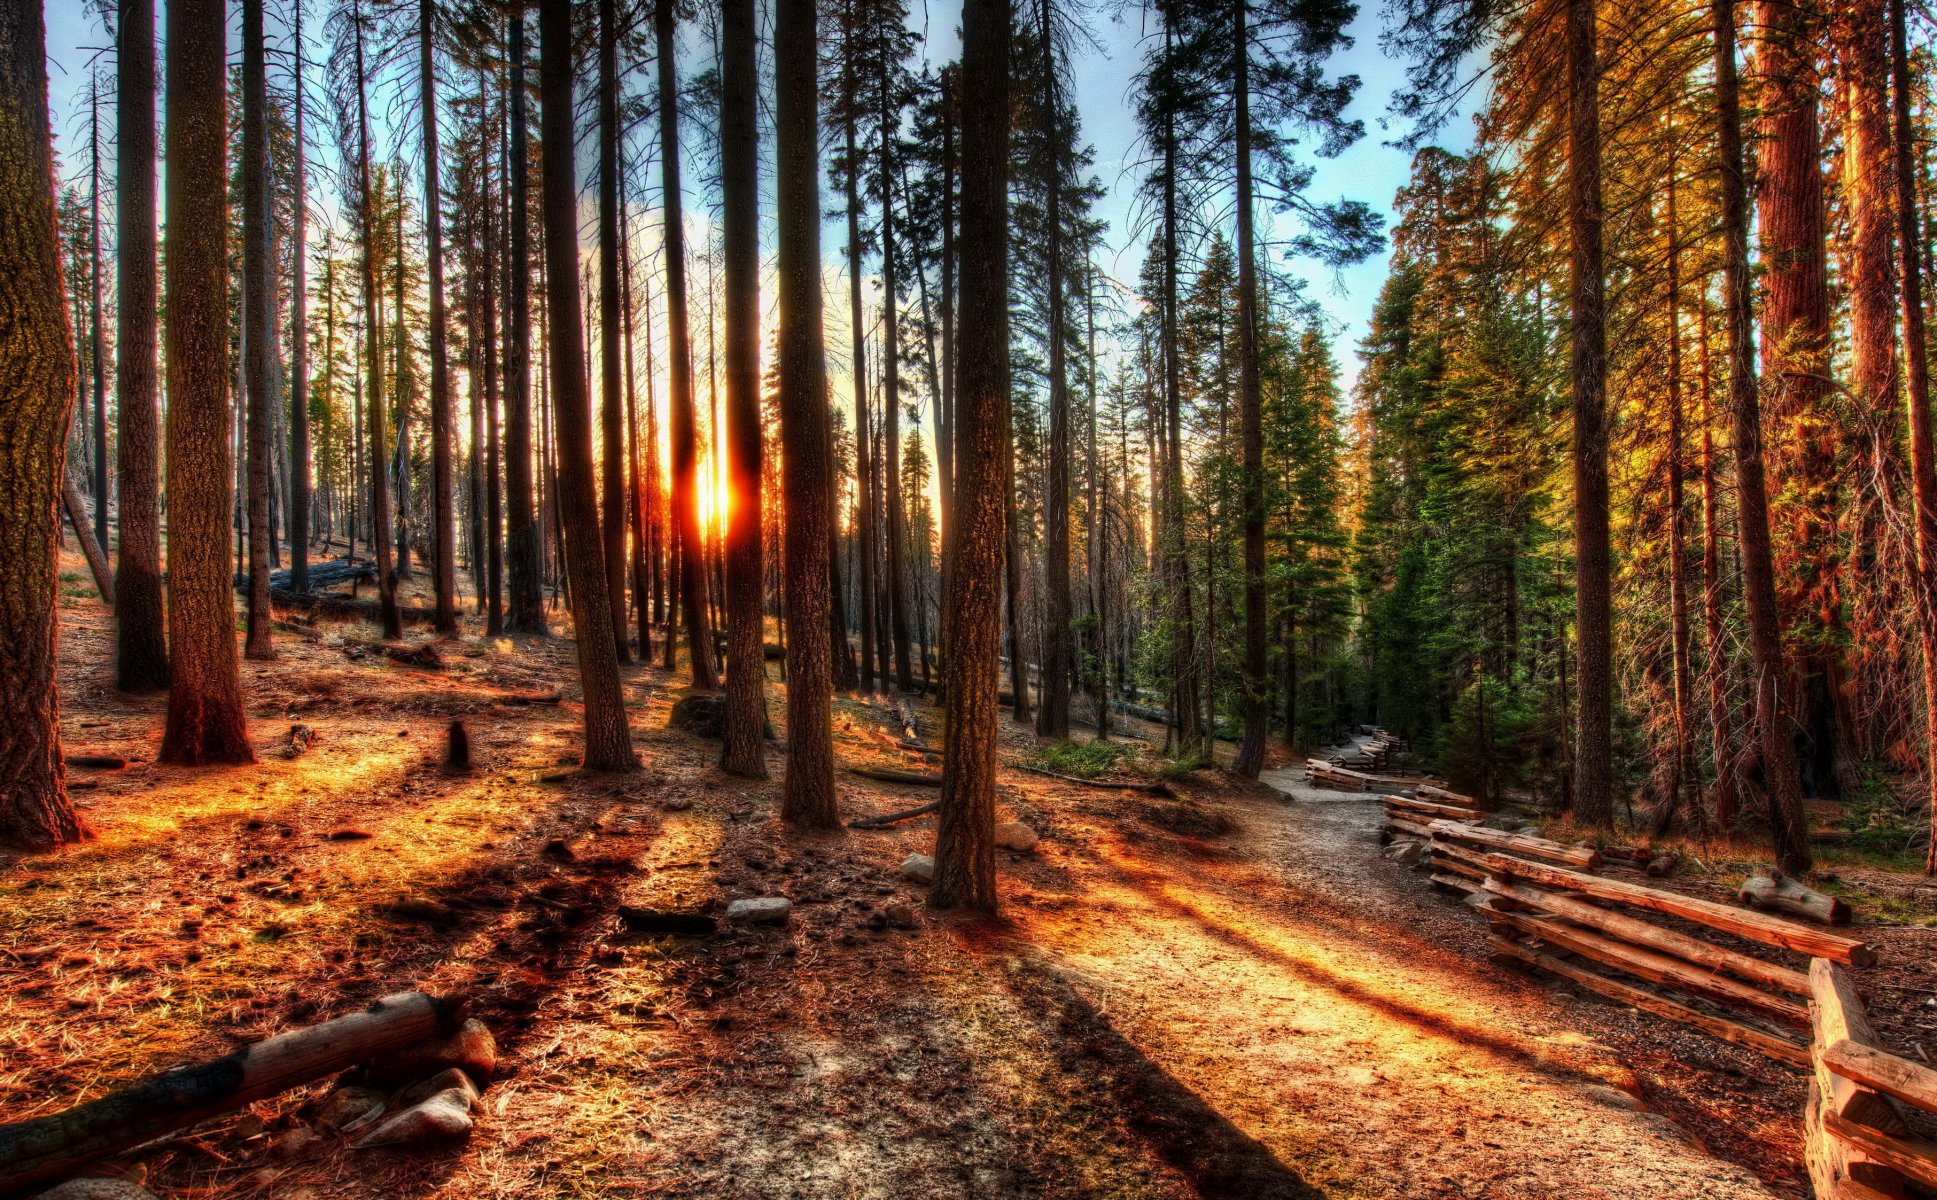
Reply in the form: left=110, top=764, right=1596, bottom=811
left=1806, top=958, right=1937, bottom=1199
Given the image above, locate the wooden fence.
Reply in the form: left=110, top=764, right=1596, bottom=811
left=1806, top=958, right=1937, bottom=1198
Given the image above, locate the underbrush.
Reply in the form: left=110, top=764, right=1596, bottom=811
left=1026, top=740, right=1139, bottom=779
left=1137, top=799, right=1237, bottom=838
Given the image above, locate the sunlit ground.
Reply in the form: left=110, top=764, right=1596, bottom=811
left=0, top=552, right=1816, bottom=1198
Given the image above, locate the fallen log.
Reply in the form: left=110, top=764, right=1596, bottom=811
left=1429, top=819, right=1601, bottom=870
left=891, top=695, right=920, bottom=741
left=1480, top=854, right=1878, bottom=966
left=848, top=766, right=943, bottom=787
left=62, top=755, right=126, bottom=770
left=1011, top=763, right=1174, bottom=796
left=1414, top=783, right=1478, bottom=808
left=1487, top=935, right=1809, bottom=1066
left=61, top=471, right=115, bottom=607
left=1481, top=877, right=1808, bottom=997
left=1479, top=901, right=1807, bottom=1027
left=495, top=691, right=564, bottom=706
left=848, top=799, right=942, bottom=828
left=1385, top=795, right=1482, bottom=822
left=1646, top=851, right=1681, bottom=878
left=0, top=992, right=462, bottom=1195
left=384, top=643, right=446, bottom=669
left=269, top=586, right=439, bottom=625
left=1741, top=869, right=1851, bottom=926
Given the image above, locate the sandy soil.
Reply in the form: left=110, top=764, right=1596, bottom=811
left=0, top=556, right=1892, bottom=1198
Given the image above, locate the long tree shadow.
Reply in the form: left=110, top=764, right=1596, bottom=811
left=999, top=953, right=1328, bottom=1200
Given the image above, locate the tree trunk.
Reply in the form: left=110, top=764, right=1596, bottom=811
left=933, top=0, right=1009, bottom=916
left=114, top=0, right=166, bottom=693
left=350, top=1, right=401, bottom=642
left=1232, top=4, right=1266, bottom=778
left=537, top=0, right=638, bottom=772
left=1888, top=0, right=1937, bottom=874
left=1756, top=0, right=1853, bottom=800
left=596, top=0, right=632, bottom=662
left=242, top=0, right=276, bottom=661
left=0, top=0, right=85, bottom=850
left=880, top=69, right=914, bottom=695
left=1005, top=461, right=1032, bottom=722
left=420, top=0, right=458, bottom=634
left=504, top=11, right=544, bottom=635
left=844, top=31, right=878, bottom=697
left=1160, top=10, right=1202, bottom=759
left=1713, top=0, right=1811, bottom=873
left=1661, top=153, right=1702, bottom=834
left=287, top=0, right=311, bottom=596
left=776, top=0, right=839, bottom=824
left=657, top=0, right=718, bottom=689
left=720, top=0, right=768, bottom=779
left=1036, top=0, right=1071, bottom=740
left=619, top=186, right=650, bottom=659
left=161, top=0, right=254, bottom=765
left=1567, top=0, right=1611, bottom=827
left=1696, top=295, right=1740, bottom=822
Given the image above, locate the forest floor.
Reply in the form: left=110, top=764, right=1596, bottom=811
left=6, top=550, right=1936, bottom=1198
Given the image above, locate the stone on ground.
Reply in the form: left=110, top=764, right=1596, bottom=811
left=394, top=1066, right=483, bottom=1110
left=899, top=854, right=935, bottom=883
left=725, top=896, right=792, bottom=924
left=34, top=1181, right=158, bottom=1200
left=994, top=821, right=1039, bottom=853
left=348, top=1087, right=476, bottom=1149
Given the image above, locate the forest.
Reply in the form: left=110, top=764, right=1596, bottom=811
left=3, top=0, right=1937, bottom=1195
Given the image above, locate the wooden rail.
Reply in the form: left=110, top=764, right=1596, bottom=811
left=1805, top=957, right=1937, bottom=1198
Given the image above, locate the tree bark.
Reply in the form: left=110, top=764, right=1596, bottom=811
left=504, top=10, right=545, bottom=635
left=656, top=0, right=718, bottom=689
left=880, top=66, right=914, bottom=695
left=350, top=0, right=401, bottom=642
left=1889, top=0, right=1937, bottom=874
left=1232, top=0, right=1266, bottom=778
left=161, top=0, right=254, bottom=765
left=720, top=0, right=768, bottom=778
left=242, top=0, right=276, bottom=661
left=1713, top=0, right=1811, bottom=873
left=114, top=0, right=167, bottom=692
left=1567, top=0, right=1611, bottom=827
left=934, top=0, right=1009, bottom=915
left=776, top=0, right=839, bottom=824
left=844, top=20, right=879, bottom=697
left=1661, top=154, right=1702, bottom=834
left=1036, top=0, right=1071, bottom=740
left=287, top=0, right=311, bottom=595
left=538, top=0, right=638, bottom=772
left=597, top=0, right=632, bottom=662
left=0, top=0, right=85, bottom=851
left=420, top=0, right=458, bottom=634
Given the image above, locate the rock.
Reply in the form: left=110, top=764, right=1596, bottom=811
left=994, top=821, right=1039, bottom=853
left=360, top=1018, right=497, bottom=1089
left=662, top=795, right=694, bottom=812
left=348, top=1088, right=475, bottom=1149
left=885, top=904, right=918, bottom=930
left=1580, top=1084, right=1645, bottom=1112
left=33, top=1181, right=158, bottom=1200
left=668, top=694, right=727, bottom=739
left=393, top=1067, right=482, bottom=1110
left=268, top=1126, right=325, bottom=1160
left=1382, top=839, right=1425, bottom=866
left=899, top=854, right=935, bottom=884
left=1479, top=813, right=1526, bottom=832
left=725, top=897, right=792, bottom=925
left=864, top=910, right=889, bottom=932
left=617, top=905, right=717, bottom=935
left=317, top=1085, right=387, bottom=1131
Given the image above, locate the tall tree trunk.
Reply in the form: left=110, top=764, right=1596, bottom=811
left=1697, top=294, right=1740, bottom=822
left=656, top=0, right=718, bottom=689
left=597, top=0, right=632, bottom=661
left=537, top=0, right=638, bottom=772
left=287, top=0, right=311, bottom=594
left=776, top=0, right=839, bottom=823
left=481, top=114, right=504, bottom=635
left=1889, top=0, right=1937, bottom=873
left=1659, top=154, right=1702, bottom=835
left=351, top=1, right=401, bottom=640
left=161, top=0, right=255, bottom=765
left=844, top=28, right=879, bottom=697
left=1005, top=463, right=1032, bottom=722
left=880, top=69, right=914, bottom=695
left=1567, top=0, right=1611, bottom=826
left=937, top=65, right=957, bottom=629
left=720, top=0, right=768, bottom=778
left=1036, top=0, right=1071, bottom=739
left=1713, top=0, right=1811, bottom=873
left=1160, top=10, right=1201, bottom=758
left=242, top=0, right=275, bottom=661
left=1757, top=0, right=1853, bottom=799
left=89, top=86, right=107, bottom=560
left=421, top=0, right=458, bottom=634
left=934, top=0, right=1009, bottom=915
left=0, top=0, right=86, bottom=850
left=114, top=0, right=167, bottom=692
left=1232, top=2, right=1266, bottom=777
left=504, top=10, right=545, bottom=634
left=620, top=187, right=650, bottom=659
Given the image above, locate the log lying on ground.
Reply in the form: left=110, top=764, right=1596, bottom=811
left=1481, top=854, right=1878, bottom=966
left=1011, top=763, right=1174, bottom=796
left=1414, top=783, right=1477, bottom=808
left=1487, top=935, right=1809, bottom=1066
left=848, top=799, right=942, bottom=828
left=891, top=695, right=920, bottom=741
left=495, top=691, right=564, bottom=706
left=848, top=766, right=943, bottom=787
left=1482, top=876, right=1808, bottom=996
left=61, top=472, right=115, bottom=607
left=0, top=992, right=462, bottom=1195
left=269, top=587, right=440, bottom=625
left=1429, top=819, right=1601, bottom=870
left=62, top=755, right=127, bottom=770
left=1385, top=794, right=1482, bottom=822
left=1478, top=901, right=1808, bottom=1027
left=1741, top=869, right=1852, bottom=926
left=236, top=557, right=375, bottom=592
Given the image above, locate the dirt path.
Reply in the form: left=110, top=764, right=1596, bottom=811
left=3, top=570, right=1806, bottom=1199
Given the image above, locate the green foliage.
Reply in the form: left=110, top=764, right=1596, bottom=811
left=1026, top=739, right=1137, bottom=779
left=1433, top=678, right=1539, bottom=803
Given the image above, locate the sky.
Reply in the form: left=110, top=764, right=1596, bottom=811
left=40, top=0, right=1478, bottom=404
